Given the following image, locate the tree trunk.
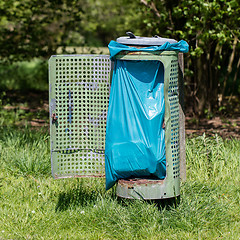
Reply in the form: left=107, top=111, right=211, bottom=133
left=220, top=37, right=238, bottom=104
left=232, top=56, right=240, bottom=94
left=194, top=53, right=209, bottom=116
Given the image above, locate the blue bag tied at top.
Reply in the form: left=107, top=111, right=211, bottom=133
left=105, top=40, right=188, bottom=190
left=108, top=40, right=189, bottom=60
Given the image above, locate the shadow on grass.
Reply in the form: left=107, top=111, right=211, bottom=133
left=55, top=176, right=181, bottom=212
left=55, top=182, right=99, bottom=211
left=117, top=195, right=181, bottom=211
left=150, top=196, right=181, bottom=210
left=55, top=179, right=118, bottom=211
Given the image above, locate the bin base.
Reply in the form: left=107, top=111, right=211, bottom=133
left=116, top=178, right=178, bottom=200
left=117, top=195, right=180, bottom=209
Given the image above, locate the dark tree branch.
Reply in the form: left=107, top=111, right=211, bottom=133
left=140, top=0, right=161, bottom=18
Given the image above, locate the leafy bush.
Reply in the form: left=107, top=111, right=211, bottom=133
left=0, top=59, right=48, bottom=91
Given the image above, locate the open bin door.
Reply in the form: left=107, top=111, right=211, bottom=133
left=49, top=55, right=111, bottom=178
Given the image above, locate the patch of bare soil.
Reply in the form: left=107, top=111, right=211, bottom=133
left=2, top=90, right=49, bottom=127
left=186, top=116, right=240, bottom=139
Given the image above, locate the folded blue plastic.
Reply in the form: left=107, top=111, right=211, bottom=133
left=108, top=40, right=189, bottom=59
left=105, top=59, right=166, bottom=190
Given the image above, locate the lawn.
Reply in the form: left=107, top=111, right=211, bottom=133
left=0, top=59, right=239, bottom=239
left=0, top=126, right=239, bottom=240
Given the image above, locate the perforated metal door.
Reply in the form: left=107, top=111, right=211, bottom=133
left=49, top=55, right=111, bottom=178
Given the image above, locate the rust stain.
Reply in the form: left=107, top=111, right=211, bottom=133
left=54, top=174, right=105, bottom=179
left=118, top=178, right=164, bottom=187
left=74, top=175, right=105, bottom=178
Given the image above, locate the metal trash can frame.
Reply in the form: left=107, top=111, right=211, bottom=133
left=114, top=50, right=183, bottom=199
left=49, top=51, right=186, bottom=200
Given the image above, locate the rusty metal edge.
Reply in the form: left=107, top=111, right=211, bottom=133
left=54, top=175, right=105, bottom=179
left=118, top=179, right=165, bottom=186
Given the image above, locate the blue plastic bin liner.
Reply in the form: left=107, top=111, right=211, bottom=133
left=108, top=40, right=189, bottom=60
left=105, top=60, right=166, bottom=190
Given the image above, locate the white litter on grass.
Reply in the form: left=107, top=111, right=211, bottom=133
left=31, top=210, right=35, bottom=214
left=80, top=211, right=85, bottom=214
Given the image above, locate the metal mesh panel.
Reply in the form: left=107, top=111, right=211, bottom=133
left=169, top=59, right=180, bottom=179
left=49, top=55, right=111, bottom=178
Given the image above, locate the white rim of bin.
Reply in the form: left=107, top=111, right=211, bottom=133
left=116, top=32, right=178, bottom=46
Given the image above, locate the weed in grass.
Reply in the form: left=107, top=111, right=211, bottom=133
left=0, top=126, right=50, bottom=177
left=186, top=133, right=240, bottom=185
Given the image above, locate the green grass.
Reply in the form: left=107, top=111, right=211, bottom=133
left=0, top=128, right=239, bottom=239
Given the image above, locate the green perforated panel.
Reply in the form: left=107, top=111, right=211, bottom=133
left=49, top=55, right=111, bottom=178
left=169, top=59, right=180, bottom=179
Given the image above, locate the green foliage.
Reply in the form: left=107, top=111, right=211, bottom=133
left=77, top=0, right=240, bottom=114
left=121, top=0, right=240, bottom=115
left=172, top=0, right=240, bottom=56
left=0, top=127, right=239, bottom=239
left=0, top=0, right=239, bottom=114
left=0, top=59, right=48, bottom=90
left=0, top=0, right=85, bottom=62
